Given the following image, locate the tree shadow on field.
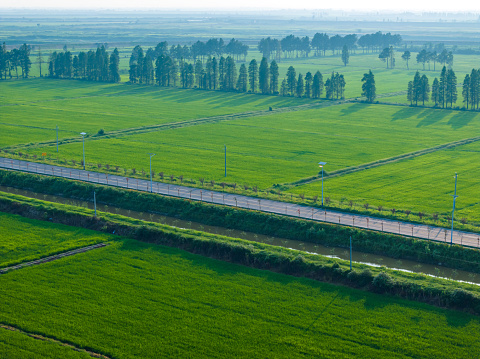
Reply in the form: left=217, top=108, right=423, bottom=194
left=391, top=107, right=423, bottom=122
left=416, top=109, right=449, bottom=127
left=340, top=103, right=367, bottom=116
left=447, top=111, right=477, bottom=130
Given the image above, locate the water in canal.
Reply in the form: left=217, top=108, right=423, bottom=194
left=2, top=185, right=479, bottom=285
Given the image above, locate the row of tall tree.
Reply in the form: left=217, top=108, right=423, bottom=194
left=48, top=46, right=120, bottom=83
left=258, top=31, right=402, bottom=60
left=143, top=38, right=249, bottom=64
left=407, top=67, right=457, bottom=107
left=132, top=51, right=344, bottom=99
left=0, top=43, right=31, bottom=80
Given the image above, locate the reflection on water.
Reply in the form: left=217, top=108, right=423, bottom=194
left=2, top=185, right=479, bottom=285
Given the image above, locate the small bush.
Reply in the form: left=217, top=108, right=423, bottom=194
left=372, top=272, right=394, bottom=293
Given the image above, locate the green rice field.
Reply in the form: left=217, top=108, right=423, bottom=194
left=0, top=212, right=109, bottom=268
left=1, top=212, right=479, bottom=358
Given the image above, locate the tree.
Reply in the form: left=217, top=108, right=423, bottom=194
left=361, top=70, right=376, bottom=103
left=469, top=69, right=480, bottom=110
left=401, top=51, right=411, bottom=69
left=109, top=48, right=120, bottom=83
left=296, top=73, right=304, bottom=97
left=269, top=60, right=279, bottom=94
left=224, top=56, right=237, bottom=90
left=407, top=81, right=413, bottom=105
left=236, top=64, right=248, bottom=92
left=195, top=60, right=204, bottom=88
left=431, top=78, right=440, bottom=106
left=439, top=66, right=447, bottom=108
left=463, top=74, right=470, bottom=109
left=312, top=71, right=323, bottom=98
left=378, top=47, right=390, bottom=68
left=341, top=45, right=349, bottom=66
left=412, top=71, right=421, bottom=105
left=286, top=66, right=296, bottom=95
left=280, top=78, right=288, bottom=96
left=248, top=59, right=258, bottom=93
left=446, top=69, right=457, bottom=108
left=258, top=57, right=269, bottom=94
left=416, top=49, right=428, bottom=70
left=304, top=72, right=313, bottom=98
left=419, top=74, right=430, bottom=105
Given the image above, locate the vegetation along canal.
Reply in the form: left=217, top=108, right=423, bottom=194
left=3, top=185, right=480, bottom=286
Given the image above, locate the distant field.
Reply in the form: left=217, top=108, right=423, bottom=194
left=291, top=141, right=480, bottom=221
left=0, top=212, right=109, bottom=268
left=20, top=103, right=480, bottom=189
left=0, top=213, right=479, bottom=358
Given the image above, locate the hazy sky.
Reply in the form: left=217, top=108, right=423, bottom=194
left=4, top=0, right=480, bottom=12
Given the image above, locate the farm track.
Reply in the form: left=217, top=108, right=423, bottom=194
left=0, top=242, right=108, bottom=274
left=2, top=98, right=349, bottom=151
left=0, top=324, right=111, bottom=358
left=285, top=135, right=480, bottom=187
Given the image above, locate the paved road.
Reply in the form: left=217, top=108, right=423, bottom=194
left=1, top=157, right=479, bottom=249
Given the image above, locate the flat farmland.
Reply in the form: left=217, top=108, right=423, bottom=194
left=21, top=103, right=480, bottom=188
left=0, top=79, right=313, bottom=137
left=0, top=211, right=109, bottom=268
left=1, top=216, right=479, bottom=358
left=291, top=141, right=480, bottom=221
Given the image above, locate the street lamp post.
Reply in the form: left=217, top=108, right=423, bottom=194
left=318, top=161, right=327, bottom=207
left=148, top=153, right=156, bottom=193
left=451, top=172, right=458, bottom=245
left=80, top=132, right=86, bottom=170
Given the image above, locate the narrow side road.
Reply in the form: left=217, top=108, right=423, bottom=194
left=1, top=157, right=479, bottom=249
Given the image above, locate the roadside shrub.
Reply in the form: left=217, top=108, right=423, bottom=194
left=372, top=272, right=394, bottom=293
left=450, top=288, right=476, bottom=308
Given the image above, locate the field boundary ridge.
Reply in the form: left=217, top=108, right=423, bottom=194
left=0, top=324, right=111, bottom=358
left=0, top=242, right=108, bottom=274
left=286, top=135, right=480, bottom=187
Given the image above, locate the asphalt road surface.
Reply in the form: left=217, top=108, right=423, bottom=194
left=1, top=157, right=479, bottom=249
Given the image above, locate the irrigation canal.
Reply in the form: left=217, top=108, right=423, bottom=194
left=1, top=157, right=479, bottom=249
left=1, top=184, right=479, bottom=286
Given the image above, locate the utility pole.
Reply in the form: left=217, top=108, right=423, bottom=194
left=450, top=172, right=458, bottom=245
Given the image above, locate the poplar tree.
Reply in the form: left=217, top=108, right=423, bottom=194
left=304, top=72, right=312, bottom=98
left=269, top=60, right=279, bottom=94
left=407, top=81, right=413, bottom=105
left=258, top=57, right=269, bottom=94
left=446, top=69, right=457, bottom=108
left=286, top=66, right=296, bottom=95
left=361, top=70, right=376, bottom=103
left=431, top=78, right=440, bottom=106
left=109, top=48, right=120, bottom=83
left=463, top=74, right=470, bottom=109
left=341, top=45, right=349, bottom=66
left=312, top=71, right=323, bottom=98
left=419, top=74, right=430, bottom=105
left=248, top=59, right=258, bottom=93
left=236, top=64, right=248, bottom=92
left=439, top=66, right=447, bottom=108
left=296, top=73, right=304, bottom=97
left=401, top=51, right=411, bottom=69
